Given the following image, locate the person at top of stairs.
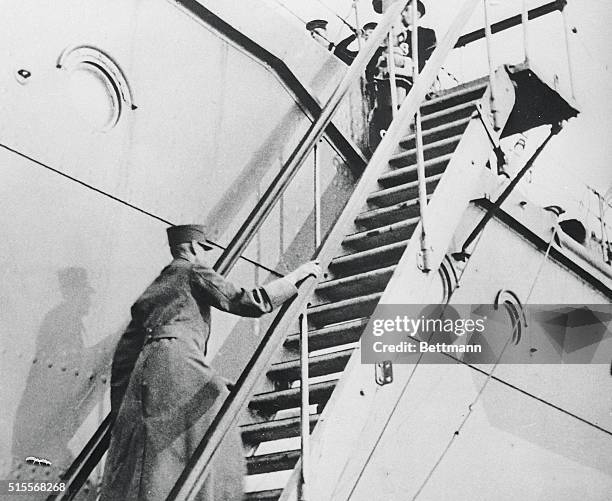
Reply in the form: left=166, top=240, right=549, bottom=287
left=306, top=19, right=335, bottom=51
left=334, top=22, right=379, bottom=66
left=99, top=224, right=321, bottom=501
left=369, top=0, right=438, bottom=150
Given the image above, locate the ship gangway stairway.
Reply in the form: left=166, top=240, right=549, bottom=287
left=238, top=64, right=577, bottom=500
left=49, top=1, right=579, bottom=500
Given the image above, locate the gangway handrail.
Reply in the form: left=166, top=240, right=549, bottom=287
left=165, top=0, right=484, bottom=499
left=455, top=0, right=567, bottom=48
left=214, top=0, right=407, bottom=276
left=49, top=3, right=406, bottom=499
left=51, top=1, right=572, bottom=499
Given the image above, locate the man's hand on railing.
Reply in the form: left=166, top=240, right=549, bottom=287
left=285, top=261, right=323, bottom=287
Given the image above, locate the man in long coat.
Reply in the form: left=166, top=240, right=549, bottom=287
left=100, top=224, right=320, bottom=500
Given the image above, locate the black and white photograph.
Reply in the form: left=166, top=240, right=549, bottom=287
left=1, top=0, right=611, bottom=500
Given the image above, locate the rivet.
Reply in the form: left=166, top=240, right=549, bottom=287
left=15, top=69, right=32, bottom=85
left=101, top=376, right=108, bottom=384
left=61, top=366, right=67, bottom=372
left=32, top=358, right=38, bottom=364
left=48, top=363, right=53, bottom=368
left=74, top=370, right=80, bottom=376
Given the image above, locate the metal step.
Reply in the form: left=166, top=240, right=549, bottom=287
left=422, top=78, right=487, bottom=115
left=367, top=174, right=442, bottom=208
left=307, top=292, right=382, bottom=327
left=342, top=218, right=419, bottom=251
left=246, top=450, right=300, bottom=475
left=267, top=349, right=353, bottom=383
left=284, top=318, right=369, bottom=352
left=239, top=84, right=489, bottom=489
left=419, top=100, right=476, bottom=130
left=249, top=380, right=337, bottom=413
left=317, top=265, right=396, bottom=300
left=389, top=135, right=461, bottom=168
left=241, top=414, right=318, bottom=444
left=330, top=241, right=408, bottom=276
left=381, top=154, right=452, bottom=188
left=355, top=199, right=425, bottom=230
left=399, top=116, right=470, bottom=151
left=245, top=489, right=283, bottom=501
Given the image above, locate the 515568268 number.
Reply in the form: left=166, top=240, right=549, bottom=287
left=0, top=481, right=67, bottom=495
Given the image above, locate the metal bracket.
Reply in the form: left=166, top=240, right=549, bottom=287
left=417, top=247, right=433, bottom=272
left=375, top=360, right=393, bottom=385
left=475, top=103, right=507, bottom=176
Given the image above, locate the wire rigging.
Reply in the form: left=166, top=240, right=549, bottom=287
left=346, top=155, right=609, bottom=499
left=271, top=0, right=358, bottom=45
left=411, top=227, right=560, bottom=500
left=0, top=142, right=285, bottom=278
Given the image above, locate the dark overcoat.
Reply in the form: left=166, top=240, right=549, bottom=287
left=100, top=258, right=297, bottom=501
left=398, top=26, right=437, bottom=72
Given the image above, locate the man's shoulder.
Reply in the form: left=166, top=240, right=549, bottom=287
left=132, top=260, right=192, bottom=306
left=189, top=263, right=222, bottom=284
left=150, top=259, right=193, bottom=285
left=165, top=258, right=194, bottom=272
left=420, top=26, right=436, bottom=39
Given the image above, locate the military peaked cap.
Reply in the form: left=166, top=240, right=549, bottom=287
left=306, top=19, right=328, bottom=31
left=167, top=225, right=213, bottom=250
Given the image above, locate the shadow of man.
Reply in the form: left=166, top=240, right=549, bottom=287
left=11, top=267, right=119, bottom=483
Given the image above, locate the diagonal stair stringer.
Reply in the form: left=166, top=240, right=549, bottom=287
left=276, top=67, right=519, bottom=501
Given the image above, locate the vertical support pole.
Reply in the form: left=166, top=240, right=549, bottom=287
left=298, top=312, right=310, bottom=501
left=353, top=0, right=362, bottom=50
left=414, top=108, right=430, bottom=271
left=412, top=0, right=430, bottom=272
left=483, top=0, right=500, bottom=130
left=597, top=193, right=609, bottom=263
left=313, top=142, right=321, bottom=249
left=521, top=0, right=530, bottom=64
left=561, top=2, right=576, bottom=100
left=387, top=25, right=399, bottom=118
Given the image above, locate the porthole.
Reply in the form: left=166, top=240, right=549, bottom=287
left=57, top=46, right=134, bottom=131
left=432, top=255, right=459, bottom=304
left=494, top=290, right=527, bottom=345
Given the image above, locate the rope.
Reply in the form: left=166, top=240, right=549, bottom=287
left=269, top=0, right=309, bottom=26
left=342, top=327, right=447, bottom=500
left=0, top=142, right=285, bottom=278
left=269, top=0, right=343, bottom=48
left=346, top=220, right=595, bottom=500
left=411, top=227, right=558, bottom=500
left=312, top=0, right=358, bottom=34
